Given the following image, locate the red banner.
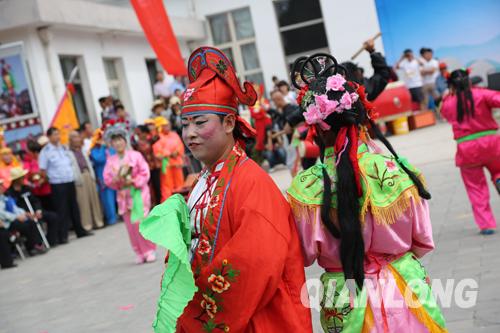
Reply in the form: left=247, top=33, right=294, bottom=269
left=131, top=0, right=187, bottom=76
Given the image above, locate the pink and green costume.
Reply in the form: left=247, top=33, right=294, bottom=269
left=287, top=144, right=447, bottom=332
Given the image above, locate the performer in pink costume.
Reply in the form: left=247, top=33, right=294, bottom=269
left=441, top=69, right=500, bottom=234
left=103, top=123, right=157, bottom=263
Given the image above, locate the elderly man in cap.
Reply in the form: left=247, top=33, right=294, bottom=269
left=0, top=172, right=46, bottom=256
left=68, top=130, right=104, bottom=231
left=150, top=99, right=171, bottom=120
left=7, top=167, right=61, bottom=247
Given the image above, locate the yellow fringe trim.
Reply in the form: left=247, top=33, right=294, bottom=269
left=364, top=185, right=422, bottom=225
left=387, top=265, right=448, bottom=333
left=361, top=301, right=375, bottom=333
left=289, top=175, right=428, bottom=227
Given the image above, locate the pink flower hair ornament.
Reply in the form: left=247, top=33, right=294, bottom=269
left=301, top=74, right=360, bottom=128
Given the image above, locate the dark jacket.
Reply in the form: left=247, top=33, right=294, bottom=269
left=364, top=51, right=390, bottom=101
left=6, top=185, right=42, bottom=213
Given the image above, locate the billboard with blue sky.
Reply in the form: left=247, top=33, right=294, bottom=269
left=375, top=0, right=500, bottom=80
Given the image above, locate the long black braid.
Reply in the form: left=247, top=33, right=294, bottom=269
left=293, top=54, right=365, bottom=288
left=448, top=69, right=475, bottom=123
left=291, top=53, right=431, bottom=289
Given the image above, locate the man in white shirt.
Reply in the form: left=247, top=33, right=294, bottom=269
left=153, top=71, right=173, bottom=99
left=396, top=49, right=426, bottom=111
left=79, top=121, right=93, bottom=155
left=419, top=47, right=441, bottom=108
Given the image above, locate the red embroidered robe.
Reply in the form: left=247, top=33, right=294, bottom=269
left=177, top=147, right=312, bottom=333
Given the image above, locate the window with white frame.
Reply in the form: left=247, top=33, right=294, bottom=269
left=208, top=7, right=265, bottom=87
left=59, top=56, right=89, bottom=124
left=273, top=0, right=329, bottom=67
left=146, top=58, right=162, bottom=94
left=103, top=58, right=123, bottom=101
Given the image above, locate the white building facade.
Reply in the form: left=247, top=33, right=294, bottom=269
left=0, top=0, right=383, bottom=131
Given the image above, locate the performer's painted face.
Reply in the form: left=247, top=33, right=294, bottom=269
left=181, top=113, right=235, bottom=167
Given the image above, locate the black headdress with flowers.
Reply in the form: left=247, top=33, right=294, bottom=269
left=290, top=53, right=430, bottom=289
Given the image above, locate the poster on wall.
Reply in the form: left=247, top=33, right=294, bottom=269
left=375, top=0, right=500, bottom=83
left=0, top=42, right=42, bottom=146
left=0, top=42, right=38, bottom=124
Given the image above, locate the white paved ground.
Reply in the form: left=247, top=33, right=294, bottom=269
left=1, top=123, right=499, bottom=333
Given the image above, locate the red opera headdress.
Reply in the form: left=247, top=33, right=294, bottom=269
left=181, top=46, right=257, bottom=140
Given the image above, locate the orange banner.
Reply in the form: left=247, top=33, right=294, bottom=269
left=50, top=83, right=79, bottom=145
left=131, top=0, right=187, bottom=76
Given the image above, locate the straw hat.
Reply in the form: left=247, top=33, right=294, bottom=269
left=10, top=167, right=28, bottom=182
left=152, top=99, right=165, bottom=110
left=0, top=147, right=12, bottom=154
left=153, top=116, right=169, bottom=128
left=169, top=96, right=181, bottom=107
left=37, top=135, right=49, bottom=146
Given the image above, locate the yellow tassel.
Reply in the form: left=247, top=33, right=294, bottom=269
left=367, top=186, right=422, bottom=225
left=388, top=265, right=448, bottom=333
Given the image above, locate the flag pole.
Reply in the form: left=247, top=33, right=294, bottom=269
left=49, top=66, right=79, bottom=127
left=67, top=66, right=79, bottom=85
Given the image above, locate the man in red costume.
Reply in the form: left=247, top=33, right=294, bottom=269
left=177, top=47, right=312, bottom=332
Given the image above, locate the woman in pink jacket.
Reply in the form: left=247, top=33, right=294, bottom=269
left=441, top=69, right=500, bottom=235
left=103, top=124, right=157, bottom=263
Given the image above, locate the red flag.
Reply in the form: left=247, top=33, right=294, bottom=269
left=131, top=0, right=187, bottom=76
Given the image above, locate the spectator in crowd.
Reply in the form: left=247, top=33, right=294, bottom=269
left=150, top=99, right=170, bottom=120
left=23, top=140, right=52, bottom=211
left=266, top=90, right=293, bottom=169
left=249, top=91, right=272, bottom=164
left=144, top=118, right=158, bottom=138
left=173, top=88, right=183, bottom=99
left=89, top=129, right=118, bottom=226
left=169, top=75, right=185, bottom=95
left=152, top=117, right=185, bottom=202
left=6, top=167, right=61, bottom=247
left=272, top=75, right=280, bottom=90
left=134, top=125, right=161, bottom=205
left=103, top=123, right=156, bottom=264
left=395, top=49, right=426, bottom=111
left=0, top=184, right=16, bottom=268
left=340, top=38, right=390, bottom=101
left=276, top=80, right=298, bottom=105
left=419, top=47, right=441, bottom=108
left=79, top=121, right=93, bottom=155
left=168, top=96, right=182, bottom=135
left=0, top=176, right=46, bottom=256
left=0, top=147, right=21, bottom=174
left=39, top=127, right=92, bottom=243
left=153, top=71, right=171, bottom=100
left=115, top=104, right=136, bottom=130
left=436, top=62, right=449, bottom=97
left=99, top=96, right=116, bottom=122
left=68, top=131, right=104, bottom=231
